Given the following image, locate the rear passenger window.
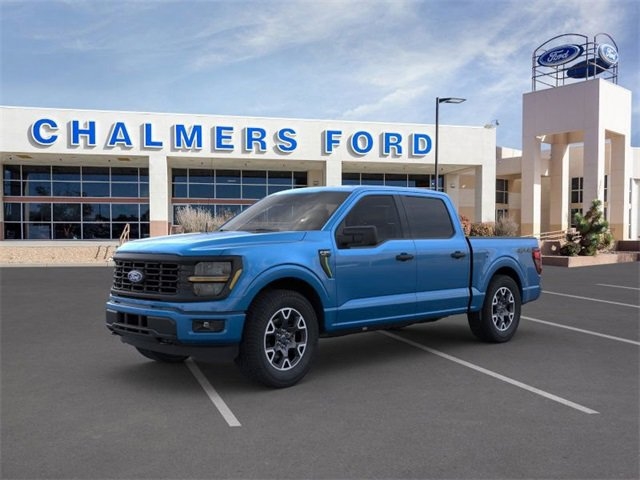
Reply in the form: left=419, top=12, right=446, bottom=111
left=402, top=196, right=454, bottom=239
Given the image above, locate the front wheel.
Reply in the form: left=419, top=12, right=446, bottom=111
left=237, top=289, right=319, bottom=388
left=467, top=275, right=521, bottom=343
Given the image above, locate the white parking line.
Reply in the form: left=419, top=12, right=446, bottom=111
left=523, top=316, right=640, bottom=346
left=380, top=331, right=599, bottom=415
left=596, top=283, right=640, bottom=291
left=542, top=290, right=640, bottom=309
left=186, top=359, right=241, bottom=427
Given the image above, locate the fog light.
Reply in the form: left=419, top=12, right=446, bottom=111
left=193, top=320, right=225, bottom=333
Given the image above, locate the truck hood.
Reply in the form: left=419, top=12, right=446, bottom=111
left=115, top=231, right=307, bottom=256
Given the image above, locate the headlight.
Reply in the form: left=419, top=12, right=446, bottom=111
left=189, top=261, right=233, bottom=297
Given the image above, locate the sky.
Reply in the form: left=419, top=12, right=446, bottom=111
left=1, top=0, right=638, bottom=149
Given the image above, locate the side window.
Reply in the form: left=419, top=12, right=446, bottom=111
left=402, top=196, right=454, bottom=239
left=336, top=195, right=402, bottom=247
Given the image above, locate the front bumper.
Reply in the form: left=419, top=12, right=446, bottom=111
left=106, top=297, right=245, bottom=361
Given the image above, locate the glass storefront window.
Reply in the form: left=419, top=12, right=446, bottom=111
left=54, top=223, right=81, bottom=239
left=23, top=166, right=51, bottom=180
left=28, top=203, right=51, bottom=222
left=172, top=169, right=188, bottom=182
left=385, top=174, right=408, bottom=187
left=26, top=181, right=51, bottom=196
left=83, top=223, right=111, bottom=239
left=26, top=223, right=51, bottom=239
left=111, top=183, right=139, bottom=197
left=3, top=165, right=21, bottom=180
left=190, top=169, right=215, bottom=183
left=52, top=166, right=80, bottom=181
left=53, top=204, right=81, bottom=221
left=4, top=203, right=21, bottom=221
left=111, top=167, right=139, bottom=181
left=83, top=203, right=110, bottom=221
left=268, top=171, right=292, bottom=185
left=82, top=167, right=110, bottom=181
left=3, top=181, right=23, bottom=196
left=4, top=223, right=22, bottom=239
left=242, top=185, right=267, bottom=199
left=217, top=184, right=241, bottom=198
left=189, top=184, right=215, bottom=198
left=217, top=169, right=241, bottom=184
left=112, top=204, right=139, bottom=222
left=172, top=183, right=188, bottom=198
left=82, top=182, right=110, bottom=197
left=242, top=170, right=267, bottom=184
left=52, top=182, right=81, bottom=196
left=361, top=173, right=384, bottom=185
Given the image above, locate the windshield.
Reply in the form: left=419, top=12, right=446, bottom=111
left=220, top=190, right=350, bottom=232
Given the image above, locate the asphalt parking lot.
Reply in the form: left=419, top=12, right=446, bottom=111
left=1, top=263, right=638, bottom=480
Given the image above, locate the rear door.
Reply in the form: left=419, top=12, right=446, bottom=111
left=399, top=195, right=471, bottom=316
left=332, top=194, right=417, bottom=327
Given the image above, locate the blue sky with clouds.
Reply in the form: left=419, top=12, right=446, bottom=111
left=1, top=0, right=638, bottom=149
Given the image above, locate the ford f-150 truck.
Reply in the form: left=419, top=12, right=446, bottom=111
left=106, top=186, right=542, bottom=387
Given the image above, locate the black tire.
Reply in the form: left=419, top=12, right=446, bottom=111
left=237, top=289, right=319, bottom=388
left=467, top=275, right=521, bottom=343
left=135, top=347, right=189, bottom=363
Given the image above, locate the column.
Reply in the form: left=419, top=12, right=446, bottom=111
left=521, top=136, right=542, bottom=237
left=582, top=125, right=605, bottom=211
left=608, top=134, right=631, bottom=240
left=148, top=154, right=169, bottom=237
left=324, top=157, right=342, bottom=186
left=474, top=164, right=496, bottom=223
left=549, top=139, right=570, bottom=232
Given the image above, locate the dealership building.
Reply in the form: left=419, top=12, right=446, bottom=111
left=1, top=35, right=638, bottom=242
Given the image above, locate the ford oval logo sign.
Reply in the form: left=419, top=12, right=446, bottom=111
left=538, top=44, right=583, bottom=67
left=597, top=43, right=619, bottom=67
left=127, top=270, right=144, bottom=284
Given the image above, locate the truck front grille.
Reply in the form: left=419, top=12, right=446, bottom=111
left=113, top=259, right=186, bottom=296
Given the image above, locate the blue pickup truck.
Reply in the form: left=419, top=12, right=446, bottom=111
left=106, top=186, right=542, bottom=387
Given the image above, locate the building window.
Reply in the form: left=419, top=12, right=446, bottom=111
left=570, top=208, right=583, bottom=228
left=342, top=173, right=443, bottom=191
left=496, top=209, right=509, bottom=221
left=571, top=177, right=583, bottom=203
left=170, top=168, right=307, bottom=224
left=496, top=179, right=508, bottom=204
left=2, top=164, right=149, bottom=240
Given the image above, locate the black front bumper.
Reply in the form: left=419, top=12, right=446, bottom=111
left=106, top=309, right=238, bottom=362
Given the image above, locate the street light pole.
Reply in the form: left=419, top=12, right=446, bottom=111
left=434, top=97, right=466, bottom=191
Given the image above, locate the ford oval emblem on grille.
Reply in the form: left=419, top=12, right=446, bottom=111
left=127, top=270, right=144, bottom=283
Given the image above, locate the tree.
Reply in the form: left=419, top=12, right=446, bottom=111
left=561, top=199, right=613, bottom=256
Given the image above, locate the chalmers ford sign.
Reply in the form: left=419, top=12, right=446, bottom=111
left=29, top=118, right=434, bottom=157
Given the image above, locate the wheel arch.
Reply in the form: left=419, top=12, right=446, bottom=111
left=249, top=277, right=326, bottom=334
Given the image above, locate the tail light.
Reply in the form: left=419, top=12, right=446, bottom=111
left=532, top=247, right=542, bottom=275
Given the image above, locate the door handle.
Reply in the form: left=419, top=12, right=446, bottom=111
left=396, top=253, right=414, bottom=262
left=451, top=251, right=467, bottom=259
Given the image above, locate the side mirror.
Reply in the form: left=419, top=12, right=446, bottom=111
left=336, top=225, right=378, bottom=248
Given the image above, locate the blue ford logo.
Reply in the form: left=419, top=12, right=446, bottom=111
left=127, top=270, right=144, bottom=283
left=597, top=43, right=618, bottom=67
left=538, top=44, right=583, bottom=67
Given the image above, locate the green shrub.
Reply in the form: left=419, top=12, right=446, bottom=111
left=561, top=199, right=614, bottom=256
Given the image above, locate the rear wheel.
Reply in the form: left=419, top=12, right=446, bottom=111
left=468, top=275, right=521, bottom=342
left=237, top=289, right=319, bottom=388
left=135, top=347, right=189, bottom=363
